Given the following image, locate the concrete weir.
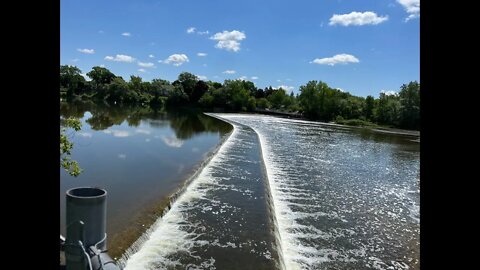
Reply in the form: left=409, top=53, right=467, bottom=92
left=121, top=114, right=281, bottom=270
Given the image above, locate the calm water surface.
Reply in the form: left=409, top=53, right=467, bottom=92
left=60, top=102, right=232, bottom=240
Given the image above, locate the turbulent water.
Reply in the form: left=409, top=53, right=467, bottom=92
left=122, top=114, right=420, bottom=270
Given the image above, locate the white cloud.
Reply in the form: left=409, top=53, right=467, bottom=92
left=197, top=52, right=207, bottom=57
left=251, top=76, right=259, bottom=80
left=223, top=70, right=236, bottom=74
left=104, top=54, right=136, bottom=63
left=121, top=32, right=131, bottom=37
left=161, top=136, right=184, bottom=148
left=103, top=130, right=130, bottom=137
left=100, top=64, right=105, bottom=68
left=77, top=48, right=95, bottom=54
left=275, top=85, right=295, bottom=91
left=196, top=75, right=208, bottom=80
left=71, top=58, right=80, bottom=62
left=336, top=87, right=346, bottom=92
left=138, top=61, right=155, bottom=68
left=187, top=27, right=209, bottom=35
left=311, top=54, right=359, bottom=66
left=163, top=54, right=189, bottom=66
left=149, top=54, right=155, bottom=58
left=135, top=129, right=151, bottom=135
left=397, top=0, right=420, bottom=21
left=145, top=138, right=151, bottom=142
left=118, top=154, right=126, bottom=159
left=238, top=76, right=248, bottom=80
left=78, top=132, right=92, bottom=138
left=329, top=11, right=388, bottom=26
left=381, top=90, right=398, bottom=96
left=277, top=79, right=282, bottom=82
left=138, top=68, right=147, bottom=73
left=210, top=30, right=246, bottom=52
left=80, top=73, right=91, bottom=81
left=80, top=73, right=92, bottom=81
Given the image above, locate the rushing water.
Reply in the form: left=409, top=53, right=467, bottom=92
left=59, top=102, right=232, bottom=252
left=123, top=113, right=419, bottom=270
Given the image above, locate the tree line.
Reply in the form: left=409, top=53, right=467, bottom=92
left=60, top=65, right=419, bottom=130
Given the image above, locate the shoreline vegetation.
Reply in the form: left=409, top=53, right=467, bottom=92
left=61, top=65, right=420, bottom=131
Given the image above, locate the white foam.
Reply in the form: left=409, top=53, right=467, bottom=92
left=121, top=123, right=239, bottom=269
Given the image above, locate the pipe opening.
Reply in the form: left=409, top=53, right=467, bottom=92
left=67, top=187, right=106, bottom=198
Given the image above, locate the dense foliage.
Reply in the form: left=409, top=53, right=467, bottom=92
left=60, top=65, right=420, bottom=130
left=60, top=117, right=82, bottom=176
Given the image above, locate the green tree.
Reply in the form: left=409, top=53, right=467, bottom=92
left=375, top=93, right=401, bottom=126
left=399, top=81, right=420, bottom=130
left=87, top=66, right=115, bottom=87
left=267, top=89, right=287, bottom=109
left=364, top=95, right=375, bottom=121
left=256, top=98, right=271, bottom=109
left=174, top=72, right=198, bottom=102
left=60, top=65, right=86, bottom=97
left=60, top=118, right=82, bottom=176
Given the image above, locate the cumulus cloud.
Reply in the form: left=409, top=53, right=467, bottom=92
left=196, top=75, right=207, bottom=80
left=118, top=154, right=126, bottom=159
left=77, top=48, right=95, bottom=54
left=104, top=54, right=136, bottom=63
left=187, top=27, right=196, bottom=34
left=275, top=85, right=295, bottom=91
left=138, top=68, right=147, bottom=73
left=149, top=54, right=155, bottom=58
left=71, top=59, right=79, bottom=62
left=397, top=0, right=420, bottom=21
left=138, top=61, right=155, bottom=68
left=336, top=88, right=346, bottom=92
left=251, top=76, right=259, bottom=80
left=197, top=52, right=207, bottom=57
left=121, top=32, right=131, bottom=37
left=310, top=54, right=359, bottom=66
left=197, top=30, right=209, bottom=35
left=381, top=90, right=398, bottom=96
left=223, top=70, right=236, bottom=74
left=210, top=30, right=246, bottom=52
left=329, top=11, right=388, bottom=26
left=161, top=136, right=184, bottom=148
left=238, top=76, right=248, bottom=80
left=163, top=54, right=189, bottom=66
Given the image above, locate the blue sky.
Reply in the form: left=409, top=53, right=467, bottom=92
left=61, top=0, right=419, bottom=97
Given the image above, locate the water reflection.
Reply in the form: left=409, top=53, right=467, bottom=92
left=60, top=101, right=233, bottom=259
left=60, top=101, right=232, bottom=138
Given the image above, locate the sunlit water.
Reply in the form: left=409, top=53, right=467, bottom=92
left=60, top=102, right=232, bottom=242
left=124, top=113, right=419, bottom=270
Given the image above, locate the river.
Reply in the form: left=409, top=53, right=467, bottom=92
left=122, top=113, right=420, bottom=270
